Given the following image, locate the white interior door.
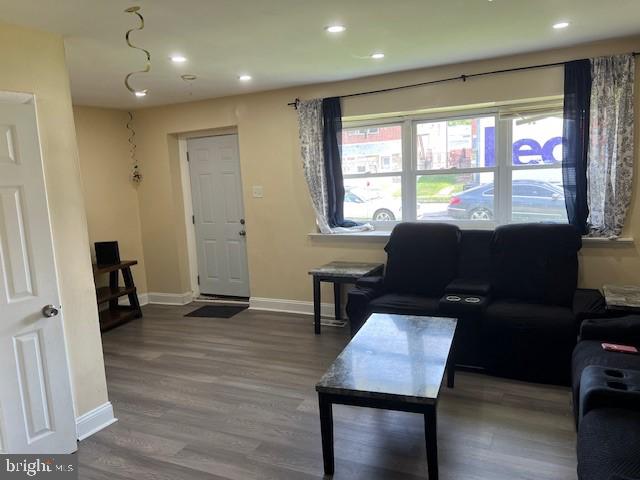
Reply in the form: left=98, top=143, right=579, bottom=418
left=0, top=101, right=77, bottom=453
left=188, top=135, right=250, bottom=297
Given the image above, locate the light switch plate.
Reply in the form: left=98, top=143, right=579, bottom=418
left=252, top=186, right=264, bottom=198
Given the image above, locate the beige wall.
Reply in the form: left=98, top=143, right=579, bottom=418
left=77, top=36, right=640, bottom=305
left=74, top=106, right=148, bottom=293
left=0, top=23, right=108, bottom=416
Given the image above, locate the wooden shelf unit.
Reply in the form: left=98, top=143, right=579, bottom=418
left=93, top=260, right=142, bottom=332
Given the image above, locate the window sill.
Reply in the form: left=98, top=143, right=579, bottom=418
left=308, top=231, right=390, bottom=242
left=582, top=236, right=634, bottom=246
left=308, top=231, right=634, bottom=246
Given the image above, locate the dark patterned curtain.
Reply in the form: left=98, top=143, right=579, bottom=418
left=562, top=59, right=591, bottom=235
left=322, top=97, right=357, bottom=228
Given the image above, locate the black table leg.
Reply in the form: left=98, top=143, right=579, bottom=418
left=318, top=393, right=334, bottom=475
left=424, top=405, right=438, bottom=480
left=313, top=276, right=321, bottom=334
left=333, top=283, right=341, bottom=320
left=446, top=343, right=455, bottom=388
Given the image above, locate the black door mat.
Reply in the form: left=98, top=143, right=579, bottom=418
left=185, top=305, right=248, bottom=319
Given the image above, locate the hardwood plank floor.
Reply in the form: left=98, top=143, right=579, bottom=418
left=78, top=303, right=578, bottom=479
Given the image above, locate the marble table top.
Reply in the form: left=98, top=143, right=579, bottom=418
left=308, top=261, right=384, bottom=279
left=603, top=284, right=640, bottom=310
left=316, top=314, right=457, bottom=404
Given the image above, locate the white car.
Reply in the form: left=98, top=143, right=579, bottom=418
left=344, top=188, right=402, bottom=221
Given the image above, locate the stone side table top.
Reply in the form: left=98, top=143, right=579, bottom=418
left=308, top=261, right=384, bottom=279
left=603, top=284, right=640, bottom=310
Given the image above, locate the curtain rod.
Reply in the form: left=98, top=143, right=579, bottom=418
left=287, top=52, right=640, bottom=109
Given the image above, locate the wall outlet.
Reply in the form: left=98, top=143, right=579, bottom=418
left=252, top=186, right=264, bottom=198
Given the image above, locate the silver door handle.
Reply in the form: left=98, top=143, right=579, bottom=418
left=239, top=230, right=246, bottom=236
left=42, top=305, right=59, bottom=318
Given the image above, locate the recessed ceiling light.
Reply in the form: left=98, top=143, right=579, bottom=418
left=325, top=25, right=346, bottom=33
left=553, top=21, right=570, bottom=29
left=370, top=52, right=385, bottom=59
left=170, top=55, right=187, bottom=63
left=238, top=74, right=252, bottom=81
left=134, top=90, right=147, bottom=97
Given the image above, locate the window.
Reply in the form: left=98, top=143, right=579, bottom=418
left=342, top=125, right=403, bottom=222
left=416, top=116, right=495, bottom=222
left=342, top=105, right=567, bottom=227
left=510, top=113, right=567, bottom=224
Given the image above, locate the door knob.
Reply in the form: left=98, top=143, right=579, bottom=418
left=239, top=230, right=246, bottom=236
left=42, top=305, right=59, bottom=318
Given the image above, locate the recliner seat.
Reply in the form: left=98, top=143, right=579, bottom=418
left=483, top=223, right=583, bottom=384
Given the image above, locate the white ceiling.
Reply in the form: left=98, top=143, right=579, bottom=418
left=1, top=0, right=640, bottom=109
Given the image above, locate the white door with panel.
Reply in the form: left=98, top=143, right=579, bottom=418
left=0, top=101, right=77, bottom=453
left=188, top=135, right=250, bottom=297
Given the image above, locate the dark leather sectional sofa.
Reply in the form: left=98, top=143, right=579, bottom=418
left=346, top=222, right=603, bottom=385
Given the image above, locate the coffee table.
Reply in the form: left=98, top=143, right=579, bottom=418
left=316, top=313, right=457, bottom=479
left=308, top=261, right=384, bottom=334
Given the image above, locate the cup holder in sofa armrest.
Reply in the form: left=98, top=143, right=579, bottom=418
left=464, top=297, right=481, bottom=304
left=579, top=366, right=640, bottom=422
left=439, top=293, right=489, bottom=317
left=607, top=381, right=629, bottom=390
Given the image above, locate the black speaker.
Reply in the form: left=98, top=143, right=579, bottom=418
left=95, top=241, right=120, bottom=266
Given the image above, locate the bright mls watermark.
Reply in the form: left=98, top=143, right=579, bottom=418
left=0, top=455, right=77, bottom=479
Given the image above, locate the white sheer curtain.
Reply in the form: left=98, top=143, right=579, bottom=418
left=297, top=99, right=373, bottom=234
left=587, top=54, right=635, bottom=238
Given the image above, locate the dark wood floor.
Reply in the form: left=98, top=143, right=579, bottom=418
left=78, top=304, right=578, bottom=479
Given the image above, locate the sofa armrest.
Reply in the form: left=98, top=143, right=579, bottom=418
left=580, top=366, right=640, bottom=420
left=347, top=278, right=385, bottom=337
left=579, top=315, right=640, bottom=343
left=573, top=288, right=607, bottom=322
left=354, top=275, right=385, bottom=293
left=445, top=278, right=491, bottom=296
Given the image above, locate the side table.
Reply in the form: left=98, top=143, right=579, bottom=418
left=308, top=261, right=384, bottom=334
left=603, top=284, right=640, bottom=312
left=93, top=260, right=142, bottom=331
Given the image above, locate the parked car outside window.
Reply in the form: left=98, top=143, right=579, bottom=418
left=447, top=180, right=567, bottom=222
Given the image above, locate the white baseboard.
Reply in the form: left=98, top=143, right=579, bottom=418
left=249, top=297, right=338, bottom=318
left=76, top=402, right=117, bottom=441
left=147, top=292, right=193, bottom=306
left=118, top=292, right=149, bottom=307
left=119, top=292, right=194, bottom=306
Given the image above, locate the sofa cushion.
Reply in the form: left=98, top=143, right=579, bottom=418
left=579, top=315, right=640, bottom=343
left=458, top=229, right=493, bottom=280
left=445, top=278, right=491, bottom=296
left=383, top=223, right=460, bottom=297
left=484, top=300, right=577, bottom=384
left=485, top=299, right=576, bottom=333
left=369, top=294, right=441, bottom=317
left=578, top=408, right=640, bottom=480
left=490, top=223, right=581, bottom=307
